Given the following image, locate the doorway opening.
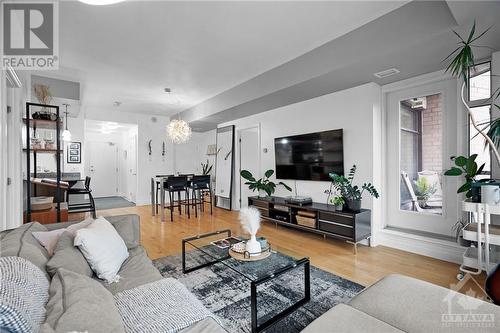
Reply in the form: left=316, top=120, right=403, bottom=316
left=84, top=120, right=138, bottom=204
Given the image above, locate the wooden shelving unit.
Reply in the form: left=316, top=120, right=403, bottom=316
left=24, top=102, right=63, bottom=223
left=22, top=118, right=62, bottom=129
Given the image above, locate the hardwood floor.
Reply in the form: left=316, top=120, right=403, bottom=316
left=82, top=203, right=481, bottom=290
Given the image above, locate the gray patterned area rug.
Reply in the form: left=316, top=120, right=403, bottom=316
left=153, top=252, right=364, bottom=333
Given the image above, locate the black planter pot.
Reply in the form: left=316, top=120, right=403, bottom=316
left=471, top=186, right=481, bottom=203
left=347, top=199, right=361, bottom=212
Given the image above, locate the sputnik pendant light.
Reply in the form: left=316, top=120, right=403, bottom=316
left=61, top=104, right=72, bottom=142
left=167, top=118, right=192, bottom=144
left=165, top=88, right=192, bottom=144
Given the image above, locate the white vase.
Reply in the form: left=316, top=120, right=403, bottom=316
left=245, top=234, right=262, bottom=256
left=481, top=185, right=500, bottom=205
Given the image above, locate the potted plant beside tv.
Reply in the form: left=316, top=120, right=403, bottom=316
left=240, top=169, right=292, bottom=197
left=329, top=165, right=379, bottom=211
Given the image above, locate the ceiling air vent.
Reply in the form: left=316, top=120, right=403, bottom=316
left=374, top=68, right=400, bottom=79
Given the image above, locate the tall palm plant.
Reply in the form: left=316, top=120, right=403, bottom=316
left=445, top=21, right=500, bottom=166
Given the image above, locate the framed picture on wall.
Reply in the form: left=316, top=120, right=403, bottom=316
left=67, top=142, right=81, bottom=164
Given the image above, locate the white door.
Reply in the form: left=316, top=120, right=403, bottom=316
left=385, top=79, right=459, bottom=236
left=127, top=133, right=137, bottom=202
left=239, top=126, right=260, bottom=208
left=86, top=141, right=118, bottom=197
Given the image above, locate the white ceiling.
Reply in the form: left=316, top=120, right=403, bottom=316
left=56, top=0, right=406, bottom=116
left=85, top=119, right=137, bottom=135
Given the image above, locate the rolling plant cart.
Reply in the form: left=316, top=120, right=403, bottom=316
left=459, top=200, right=500, bottom=280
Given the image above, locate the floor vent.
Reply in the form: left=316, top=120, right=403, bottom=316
left=374, top=68, right=400, bottom=79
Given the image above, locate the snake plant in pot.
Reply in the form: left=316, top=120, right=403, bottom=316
left=329, top=165, right=379, bottom=211
left=240, top=169, right=292, bottom=197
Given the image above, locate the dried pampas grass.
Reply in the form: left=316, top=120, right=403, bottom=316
left=33, top=84, right=52, bottom=105
left=239, top=207, right=261, bottom=236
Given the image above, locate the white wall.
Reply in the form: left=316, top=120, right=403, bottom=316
left=84, top=108, right=174, bottom=205
left=173, top=129, right=216, bottom=175
left=219, top=83, right=382, bottom=231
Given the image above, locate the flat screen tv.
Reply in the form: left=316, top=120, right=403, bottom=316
left=274, top=129, right=344, bottom=181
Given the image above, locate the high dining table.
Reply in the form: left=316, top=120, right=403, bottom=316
left=151, top=176, right=165, bottom=219
left=152, top=174, right=206, bottom=222
left=151, top=175, right=191, bottom=222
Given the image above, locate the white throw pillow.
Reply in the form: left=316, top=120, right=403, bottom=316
left=32, top=229, right=66, bottom=256
left=74, top=217, right=129, bottom=283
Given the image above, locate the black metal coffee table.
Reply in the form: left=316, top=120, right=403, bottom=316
left=182, top=229, right=310, bottom=333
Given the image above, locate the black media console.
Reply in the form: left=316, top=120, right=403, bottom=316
left=248, top=196, right=371, bottom=254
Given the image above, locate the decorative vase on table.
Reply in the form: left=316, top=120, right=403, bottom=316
left=258, top=190, right=267, bottom=198
left=245, top=235, right=261, bottom=255
left=239, top=207, right=262, bottom=257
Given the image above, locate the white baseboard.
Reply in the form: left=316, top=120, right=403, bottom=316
left=377, top=229, right=465, bottom=264
left=134, top=199, right=151, bottom=206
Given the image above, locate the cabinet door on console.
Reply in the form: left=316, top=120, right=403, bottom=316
left=318, top=211, right=354, bottom=227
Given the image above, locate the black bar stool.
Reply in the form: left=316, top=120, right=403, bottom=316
left=190, top=175, right=213, bottom=217
left=156, top=174, right=173, bottom=214
left=165, top=176, right=190, bottom=222
left=66, top=176, right=96, bottom=218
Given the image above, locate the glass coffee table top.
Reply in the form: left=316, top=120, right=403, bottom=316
left=183, top=229, right=307, bottom=282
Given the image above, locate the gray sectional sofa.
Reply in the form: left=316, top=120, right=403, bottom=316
left=303, top=273, right=500, bottom=332
left=3, top=214, right=500, bottom=333
left=0, top=214, right=226, bottom=333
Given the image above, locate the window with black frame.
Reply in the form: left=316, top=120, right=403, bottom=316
left=468, top=61, right=492, bottom=179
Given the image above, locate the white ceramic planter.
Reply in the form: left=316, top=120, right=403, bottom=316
left=481, top=185, right=500, bottom=205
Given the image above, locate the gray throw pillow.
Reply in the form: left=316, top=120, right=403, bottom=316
left=42, top=268, right=125, bottom=333
left=45, top=232, right=93, bottom=277
left=106, top=215, right=140, bottom=249
left=0, top=222, right=50, bottom=274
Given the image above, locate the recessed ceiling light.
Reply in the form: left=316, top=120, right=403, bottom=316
left=78, top=0, right=126, bottom=5
left=374, top=68, right=400, bottom=79
left=104, top=122, right=119, bottom=130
